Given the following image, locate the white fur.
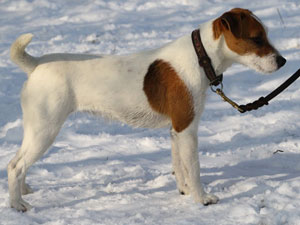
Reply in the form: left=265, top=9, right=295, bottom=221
left=238, top=53, right=279, bottom=74
left=8, top=16, right=283, bottom=211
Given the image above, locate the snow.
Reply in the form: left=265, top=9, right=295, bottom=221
left=1, top=0, right=300, bottom=224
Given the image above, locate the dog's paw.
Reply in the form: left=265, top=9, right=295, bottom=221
left=200, top=193, right=219, bottom=206
left=179, top=184, right=190, bottom=195
left=10, top=199, right=32, bottom=212
left=21, top=183, right=34, bottom=195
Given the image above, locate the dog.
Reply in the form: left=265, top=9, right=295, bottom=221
left=8, top=8, right=286, bottom=211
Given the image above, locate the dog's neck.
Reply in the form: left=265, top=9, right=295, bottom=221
left=198, top=20, right=234, bottom=75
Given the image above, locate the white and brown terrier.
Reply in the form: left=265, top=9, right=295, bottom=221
left=8, top=8, right=286, bottom=211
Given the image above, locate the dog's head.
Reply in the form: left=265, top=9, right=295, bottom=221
left=213, top=8, right=286, bottom=73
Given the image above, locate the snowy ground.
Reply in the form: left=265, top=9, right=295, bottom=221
left=1, top=0, right=300, bottom=224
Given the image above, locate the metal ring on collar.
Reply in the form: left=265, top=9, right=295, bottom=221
left=210, top=82, right=223, bottom=92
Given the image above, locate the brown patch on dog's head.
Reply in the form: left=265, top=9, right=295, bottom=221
left=213, top=8, right=276, bottom=57
left=143, top=60, right=194, bottom=132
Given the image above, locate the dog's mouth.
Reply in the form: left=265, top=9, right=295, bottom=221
left=255, top=64, right=275, bottom=74
left=249, top=54, right=286, bottom=74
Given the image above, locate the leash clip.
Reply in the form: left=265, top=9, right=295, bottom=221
left=210, top=82, right=223, bottom=93
left=213, top=87, right=246, bottom=113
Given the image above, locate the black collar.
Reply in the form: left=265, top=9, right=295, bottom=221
left=191, top=29, right=223, bottom=86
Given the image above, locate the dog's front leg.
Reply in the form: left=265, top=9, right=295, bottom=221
left=171, top=128, right=190, bottom=195
left=173, top=121, right=219, bottom=205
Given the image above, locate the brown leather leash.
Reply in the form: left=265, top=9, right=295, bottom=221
left=191, top=29, right=300, bottom=113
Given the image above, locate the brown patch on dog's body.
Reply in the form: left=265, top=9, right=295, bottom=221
left=213, top=8, right=276, bottom=57
left=143, top=59, right=194, bottom=132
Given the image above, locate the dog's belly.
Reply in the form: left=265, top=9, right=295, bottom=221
left=87, top=106, right=171, bottom=129
left=77, top=89, right=171, bottom=129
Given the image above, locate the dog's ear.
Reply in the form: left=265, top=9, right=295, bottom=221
left=220, top=12, right=243, bottom=38
left=213, top=8, right=254, bottom=40
left=213, top=9, right=253, bottom=39
left=213, top=11, right=243, bottom=39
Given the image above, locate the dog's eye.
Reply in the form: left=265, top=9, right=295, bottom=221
left=250, top=37, right=264, bottom=46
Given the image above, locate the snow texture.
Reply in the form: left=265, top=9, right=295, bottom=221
left=1, top=0, right=300, bottom=224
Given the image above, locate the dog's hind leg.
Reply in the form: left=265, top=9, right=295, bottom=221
left=21, top=175, right=34, bottom=195
left=7, top=80, right=73, bottom=211
left=7, top=115, right=67, bottom=211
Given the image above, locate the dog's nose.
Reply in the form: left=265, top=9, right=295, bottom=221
left=276, top=55, right=286, bottom=68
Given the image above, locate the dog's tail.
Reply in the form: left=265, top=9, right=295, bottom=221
left=10, top=33, right=38, bottom=75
